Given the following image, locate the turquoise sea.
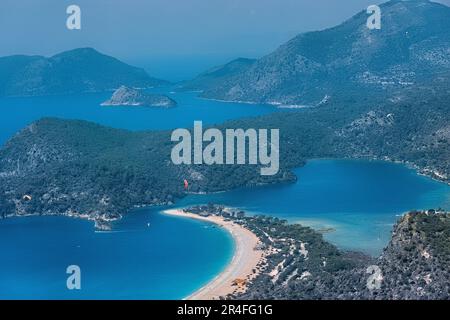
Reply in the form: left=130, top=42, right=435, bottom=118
left=0, top=89, right=449, bottom=299
left=176, top=159, right=450, bottom=255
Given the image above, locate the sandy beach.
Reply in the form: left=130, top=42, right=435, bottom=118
left=162, top=209, right=265, bottom=300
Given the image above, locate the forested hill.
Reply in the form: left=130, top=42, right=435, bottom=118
left=234, top=210, right=450, bottom=300
left=0, top=48, right=168, bottom=97
left=0, top=118, right=291, bottom=221
left=0, top=119, right=182, bottom=220
left=0, top=84, right=448, bottom=221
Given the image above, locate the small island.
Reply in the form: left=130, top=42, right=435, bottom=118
left=101, top=86, right=177, bottom=108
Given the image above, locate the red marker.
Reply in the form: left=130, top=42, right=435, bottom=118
left=183, top=179, right=189, bottom=190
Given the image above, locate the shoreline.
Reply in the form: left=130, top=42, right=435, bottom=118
left=162, top=209, right=266, bottom=300
left=2, top=158, right=448, bottom=224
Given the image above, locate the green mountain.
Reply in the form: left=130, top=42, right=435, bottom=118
left=0, top=48, right=169, bottom=97
left=0, top=84, right=448, bottom=221
left=0, top=118, right=291, bottom=220
left=199, top=0, right=450, bottom=105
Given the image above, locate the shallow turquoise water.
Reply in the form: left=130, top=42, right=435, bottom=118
left=176, top=159, right=450, bottom=255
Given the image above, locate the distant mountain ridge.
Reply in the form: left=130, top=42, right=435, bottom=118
left=197, top=0, right=450, bottom=105
left=178, top=57, right=256, bottom=92
left=0, top=48, right=169, bottom=97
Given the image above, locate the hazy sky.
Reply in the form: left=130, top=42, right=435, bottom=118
left=1, top=0, right=449, bottom=80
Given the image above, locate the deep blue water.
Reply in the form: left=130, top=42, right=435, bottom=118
left=0, top=88, right=278, bottom=299
left=0, top=88, right=278, bottom=146
left=0, top=89, right=449, bottom=299
left=0, top=210, right=234, bottom=299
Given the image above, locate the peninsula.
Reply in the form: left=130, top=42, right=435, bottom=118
left=167, top=205, right=450, bottom=300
